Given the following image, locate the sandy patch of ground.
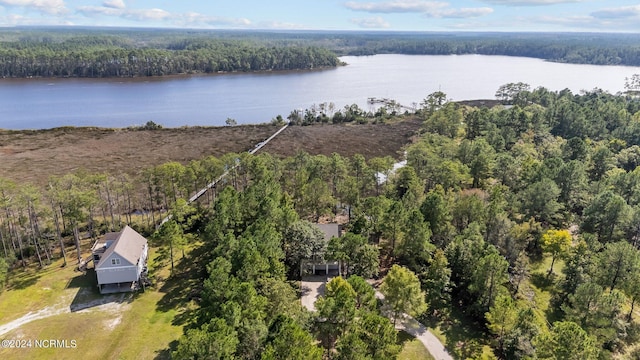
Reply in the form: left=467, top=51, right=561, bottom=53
left=71, top=289, right=131, bottom=313
left=103, top=316, right=122, bottom=330
left=0, top=289, right=131, bottom=337
left=0, top=303, right=69, bottom=337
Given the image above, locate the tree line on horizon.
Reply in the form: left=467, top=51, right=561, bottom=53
left=4, top=83, right=640, bottom=357
left=334, top=32, right=640, bottom=66
left=1, top=29, right=640, bottom=79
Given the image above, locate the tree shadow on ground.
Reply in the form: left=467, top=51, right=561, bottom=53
left=545, top=305, right=564, bottom=325
left=396, top=329, right=414, bottom=346
left=421, top=305, right=489, bottom=360
left=66, top=270, right=96, bottom=288
left=155, top=243, right=207, bottom=328
left=7, top=269, right=42, bottom=290
left=7, top=257, right=76, bottom=290
left=154, top=340, right=178, bottom=360
left=530, top=272, right=556, bottom=291
left=300, top=276, right=327, bottom=296
left=152, top=246, right=170, bottom=270
left=153, top=245, right=209, bottom=358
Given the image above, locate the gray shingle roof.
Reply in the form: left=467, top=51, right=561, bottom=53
left=316, top=223, right=340, bottom=241
left=95, top=226, right=147, bottom=269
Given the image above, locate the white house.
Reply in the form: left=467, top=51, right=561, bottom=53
left=91, top=226, right=149, bottom=294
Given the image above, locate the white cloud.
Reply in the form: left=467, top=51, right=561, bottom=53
left=1, top=13, right=36, bottom=25
left=255, top=21, right=306, bottom=30
left=350, top=16, right=391, bottom=28
left=76, top=6, right=251, bottom=28
left=448, top=20, right=495, bottom=29
left=77, top=5, right=121, bottom=17
left=345, top=1, right=492, bottom=19
left=0, top=13, right=71, bottom=25
left=591, top=5, right=640, bottom=20
left=345, top=0, right=448, bottom=13
left=122, top=8, right=171, bottom=21
left=176, top=12, right=251, bottom=27
left=535, top=14, right=596, bottom=26
left=481, top=0, right=583, bottom=5
left=0, top=0, right=66, bottom=15
left=446, top=13, right=594, bottom=31
left=102, top=0, right=125, bottom=10
left=429, top=7, right=493, bottom=18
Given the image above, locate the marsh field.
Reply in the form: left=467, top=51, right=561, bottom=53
left=0, top=118, right=421, bottom=186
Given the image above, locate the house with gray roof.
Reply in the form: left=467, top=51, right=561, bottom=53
left=301, top=223, right=342, bottom=276
left=91, top=226, right=149, bottom=294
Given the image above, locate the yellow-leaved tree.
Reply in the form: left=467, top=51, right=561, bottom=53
left=541, top=229, right=572, bottom=276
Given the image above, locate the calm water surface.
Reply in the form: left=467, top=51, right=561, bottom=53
left=1, top=54, right=640, bottom=130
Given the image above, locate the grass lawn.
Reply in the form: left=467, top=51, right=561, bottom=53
left=0, top=243, right=191, bottom=360
left=397, top=330, right=435, bottom=360
left=0, top=259, right=76, bottom=323
left=0, top=289, right=182, bottom=359
left=524, top=254, right=565, bottom=325
left=530, top=254, right=565, bottom=280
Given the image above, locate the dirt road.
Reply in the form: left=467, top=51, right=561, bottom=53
left=0, top=290, right=130, bottom=337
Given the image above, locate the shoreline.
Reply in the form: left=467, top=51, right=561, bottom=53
left=0, top=98, right=502, bottom=132
left=0, top=122, right=278, bottom=133
left=0, top=63, right=345, bottom=83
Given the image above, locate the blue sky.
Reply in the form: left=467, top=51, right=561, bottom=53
left=1, top=0, right=640, bottom=32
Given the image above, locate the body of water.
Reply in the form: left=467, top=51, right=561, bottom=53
left=1, top=54, right=640, bottom=130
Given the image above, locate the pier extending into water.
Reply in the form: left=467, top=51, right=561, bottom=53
left=367, top=97, right=415, bottom=112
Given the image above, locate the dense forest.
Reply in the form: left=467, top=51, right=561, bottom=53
left=1, top=28, right=640, bottom=78
left=0, top=29, right=341, bottom=78
left=6, top=84, right=640, bottom=358
left=329, top=31, right=640, bottom=66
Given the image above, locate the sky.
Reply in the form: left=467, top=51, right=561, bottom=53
left=1, top=0, right=640, bottom=32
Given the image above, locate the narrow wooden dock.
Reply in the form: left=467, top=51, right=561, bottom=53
left=159, top=123, right=289, bottom=226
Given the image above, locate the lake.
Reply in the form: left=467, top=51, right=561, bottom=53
left=2, top=54, right=640, bottom=130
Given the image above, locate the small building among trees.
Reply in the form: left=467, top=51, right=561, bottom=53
left=91, top=226, right=149, bottom=294
left=301, top=223, right=342, bottom=276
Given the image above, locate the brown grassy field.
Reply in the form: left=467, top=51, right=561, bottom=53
left=0, top=118, right=421, bottom=185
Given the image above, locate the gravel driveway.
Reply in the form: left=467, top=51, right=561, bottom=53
left=300, top=275, right=328, bottom=311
